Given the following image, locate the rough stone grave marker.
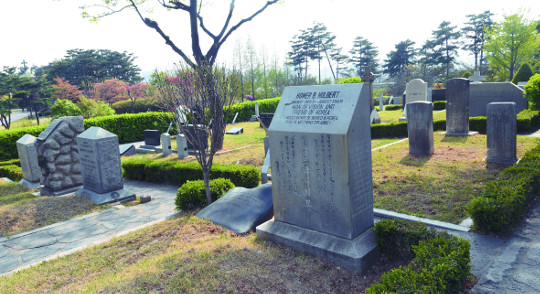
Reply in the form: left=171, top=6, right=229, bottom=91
left=445, top=78, right=477, bottom=136
left=469, top=82, right=527, bottom=117
left=486, top=102, right=517, bottom=167
left=76, top=126, right=135, bottom=204
left=36, top=116, right=84, bottom=196
left=407, top=101, right=434, bottom=156
left=16, top=134, right=41, bottom=189
left=256, top=84, right=378, bottom=273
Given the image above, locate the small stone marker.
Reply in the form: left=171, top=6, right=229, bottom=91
left=119, top=144, right=136, bottom=156
left=161, top=133, right=172, bottom=156
left=197, top=184, right=273, bottom=235
left=176, top=134, right=188, bottom=159
left=469, top=82, right=527, bottom=117
left=16, top=134, right=41, bottom=189
left=255, top=102, right=260, bottom=117
left=469, top=71, right=486, bottom=83
left=140, top=195, right=151, bottom=203
left=407, top=101, right=434, bottom=156
left=261, top=149, right=271, bottom=184
left=143, top=130, right=160, bottom=146
left=226, top=127, right=243, bottom=135
left=486, top=102, right=517, bottom=167
left=445, top=78, right=477, bottom=136
left=257, top=84, right=378, bottom=273
left=76, top=126, right=135, bottom=205
left=231, top=112, right=239, bottom=125
left=36, top=116, right=84, bottom=196
left=378, top=93, right=384, bottom=111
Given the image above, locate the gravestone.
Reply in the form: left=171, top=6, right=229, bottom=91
left=143, top=130, right=160, bottom=146
left=255, top=102, right=260, bottom=117
left=486, top=102, right=517, bottom=167
left=16, top=134, right=41, bottom=189
left=400, top=79, right=427, bottom=122
left=469, top=71, right=486, bottom=83
left=378, top=93, right=384, bottom=111
left=469, top=82, right=527, bottom=117
left=197, top=184, right=273, bottom=235
left=257, top=84, right=379, bottom=273
left=119, top=144, right=136, bottom=156
left=183, top=125, right=208, bottom=150
left=445, top=78, right=476, bottom=136
left=259, top=113, right=274, bottom=130
left=432, top=88, right=446, bottom=101
left=407, top=102, right=434, bottom=156
left=36, top=116, right=84, bottom=196
left=176, top=106, right=188, bottom=124
left=161, top=133, right=172, bottom=156
left=176, top=134, right=188, bottom=159
left=76, top=127, right=135, bottom=205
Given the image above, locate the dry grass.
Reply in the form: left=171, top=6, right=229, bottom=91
left=0, top=214, right=404, bottom=293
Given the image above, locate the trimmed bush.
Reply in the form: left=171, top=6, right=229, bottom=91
left=433, top=100, right=446, bottom=110
left=512, top=63, right=534, bottom=84
left=122, top=157, right=260, bottom=188
left=224, top=97, right=281, bottom=123
left=338, top=77, right=362, bottom=84
left=51, top=99, right=82, bottom=118
left=468, top=141, right=540, bottom=233
left=112, top=98, right=162, bottom=114
left=383, top=104, right=401, bottom=111
left=368, top=219, right=471, bottom=294
left=469, top=116, right=487, bottom=134
left=525, top=74, right=540, bottom=110
left=0, top=159, right=22, bottom=181
left=175, top=178, right=235, bottom=210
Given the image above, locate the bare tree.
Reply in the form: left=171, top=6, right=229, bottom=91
left=156, top=65, right=239, bottom=204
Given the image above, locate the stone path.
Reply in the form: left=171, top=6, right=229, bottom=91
left=0, top=180, right=179, bottom=276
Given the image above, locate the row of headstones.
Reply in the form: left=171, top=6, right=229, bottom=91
left=17, top=116, right=135, bottom=205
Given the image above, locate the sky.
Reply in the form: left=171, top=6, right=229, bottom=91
left=0, top=0, right=539, bottom=81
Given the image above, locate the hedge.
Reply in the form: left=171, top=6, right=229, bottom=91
left=433, top=100, right=446, bottom=110
left=383, top=105, right=401, bottom=111
left=224, top=97, right=281, bottom=123
left=122, top=157, right=260, bottom=188
left=112, top=98, right=162, bottom=114
left=468, top=141, right=540, bottom=233
left=0, top=159, right=23, bottom=181
left=175, top=178, right=235, bottom=210
left=0, top=125, right=47, bottom=162
left=367, top=219, right=471, bottom=293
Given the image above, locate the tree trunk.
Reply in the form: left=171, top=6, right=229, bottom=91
left=203, top=169, right=212, bottom=205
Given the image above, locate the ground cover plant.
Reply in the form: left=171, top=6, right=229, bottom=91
left=372, top=134, right=540, bottom=223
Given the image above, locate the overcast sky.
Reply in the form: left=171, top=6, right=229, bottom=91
left=0, top=0, right=538, bottom=80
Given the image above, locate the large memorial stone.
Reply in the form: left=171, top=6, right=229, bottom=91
left=446, top=78, right=476, bottom=136
left=469, top=82, right=527, bottom=117
left=183, top=124, right=208, bottom=150
left=407, top=102, right=434, bottom=156
left=76, top=127, right=135, bottom=204
left=257, top=84, right=379, bottom=273
left=16, top=134, right=41, bottom=189
left=36, top=116, right=84, bottom=196
left=197, top=184, right=273, bottom=234
left=486, top=102, right=517, bottom=167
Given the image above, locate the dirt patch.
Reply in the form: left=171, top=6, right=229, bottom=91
left=0, top=178, right=10, bottom=184
left=236, top=157, right=265, bottom=166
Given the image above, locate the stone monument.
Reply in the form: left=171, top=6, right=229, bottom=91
left=16, top=134, right=41, bottom=189
left=378, top=93, right=385, bottom=111
left=176, top=134, right=188, bottom=159
left=445, top=78, right=477, bottom=136
left=161, top=133, right=172, bottom=156
left=469, top=82, right=527, bottom=117
left=257, top=84, right=379, bottom=273
left=76, top=126, right=135, bottom=204
left=486, top=102, right=517, bottom=167
left=36, top=116, right=84, bottom=196
left=400, top=79, right=427, bottom=122
left=407, top=101, right=434, bottom=156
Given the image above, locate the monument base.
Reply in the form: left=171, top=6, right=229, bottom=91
left=442, top=131, right=479, bottom=136
left=398, top=117, right=407, bottom=122
left=256, top=220, right=380, bottom=273
left=40, top=185, right=83, bottom=196
left=484, top=156, right=518, bottom=170
left=77, top=187, right=136, bottom=205
left=18, top=178, right=41, bottom=190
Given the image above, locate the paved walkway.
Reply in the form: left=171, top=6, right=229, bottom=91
left=0, top=180, right=179, bottom=276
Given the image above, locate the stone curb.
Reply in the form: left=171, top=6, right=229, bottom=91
left=374, top=208, right=470, bottom=232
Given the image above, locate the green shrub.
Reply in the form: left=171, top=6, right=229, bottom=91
left=462, top=71, right=473, bottom=78
left=175, top=178, right=235, bottom=210
left=0, top=125, right=47, bottom=161
left=225, top=97, right=281, bottom=123
left=77, top=97, right=115, bottom=118
left=338, top=77, right=362, bottom=84
left=433, top=100, right=446, bottom=110
left=122, top=157, right=260, bottom=188
left=512, top=63, right=534, bottom=84
left=517, top=109, right=540, bottom=131
left=384, top=105, right=402, bottom=111
left=469, top=116, right=487, bottom=134
left=468, top=140, right=540, bottom=233
left=368, top=219, right=471, bottom=294
left=525, top=74, right=540, bottom=110
left=50, top=99, right=82, bottom=118
left=112, top=98, right=162, bottom=114
left=0, top=159, right=23, bottom=181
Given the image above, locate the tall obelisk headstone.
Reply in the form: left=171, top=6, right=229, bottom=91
left=257, top=84, right=378, bottom=273
left=36, top=116, right=84, bottom=196
left=76, top=127, right=135, bottom=204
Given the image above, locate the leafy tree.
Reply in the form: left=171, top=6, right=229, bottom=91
left=484, top=12, right=540, bottom=81
left=77, top=97, right=116, bottom=118
left=125, top=82, right=149, bottom=110
left=512, top=63, right=534, bottom=84
left=383, top=39, right=416, bottom=78
left=349, top=36, right=379, bottom=76
left=461, top=11, right=494, bottom=70
left=524, top=74, right=540, bottom=109
left=51, top=77, right=83, bottom=102
left=425, top=21, right=461, bottom=79
left=51, top=99, right=82, bottom=118
left=42, top=49, right=142, bottom=95
left=92, top=78, right=128, bottom=105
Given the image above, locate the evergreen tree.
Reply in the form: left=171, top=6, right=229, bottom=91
left=383, top=39, right=416, bottom=78
left=349, top=36, right=379, bottom=76
left=461, top=11, right=494, bottom=70
left=426, top=21, right=461, bottom=79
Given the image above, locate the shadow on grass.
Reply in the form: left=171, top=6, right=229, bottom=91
left=440, top=135, right=469, bottom=143
left=399, top=154, right=432, bottom=167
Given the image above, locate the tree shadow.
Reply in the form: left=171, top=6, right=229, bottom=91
left=399, top=154, right=433, bottom=167
left=440, top=135, right=470, bottom=143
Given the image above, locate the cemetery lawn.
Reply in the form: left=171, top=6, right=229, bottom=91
left=0, top=116, right=53, bottom=131
left=0, top=214, right=404, bottom=293
left=0, top=182, right=110, bottom=237
left=372, top=134, right=540, bottom=224
left=378, top=109, right=446, bottom=124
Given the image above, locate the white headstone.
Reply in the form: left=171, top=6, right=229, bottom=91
left=378, top=93, right=384, bottom=111
left=255, top=102, right=260, bottom=117
left=176, top=134, right=188, bottom=159
left=405, top=79, right=428, bottom=104
left=161, top=133, right=172, bottom=156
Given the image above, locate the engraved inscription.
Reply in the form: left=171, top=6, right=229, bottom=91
left=284, top=91, right=344, bottom=126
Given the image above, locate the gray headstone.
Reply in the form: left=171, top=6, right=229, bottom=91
left=432, top=88, right=446, bottom=101
left=36, top=116, right=84, bottom=196
left=16, top=134, right=41, bottom=189
left=378, top=93, right=384, bottom=111
left=469, top=82, right=527, bottom=117
left=446, top=78, right=471, bottom=135
left=370, top=108, right=381, bottom=124
left=226, top=127, right=243, bottom=135
left=119, top=144, right=136, bottom=156
left=261, top=149, right=270, bottom=184
left=76, top=126, right=135, bottom=205
left=197, top=184, right=273, bottom=235
left=486, top=102, right=517, bottom=166
left=183, top=124, right=208, bottom=150
left=144, top=130, right=160, bottom=146
left=231, top=112, right=239, bottom=124
left=257, top=84, right=378, bottom=273
left=161, top=133, right=172, bottom=156
left=176, top=134, right=188, bottom=159
left=407, top=101, right=434, bottom=156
